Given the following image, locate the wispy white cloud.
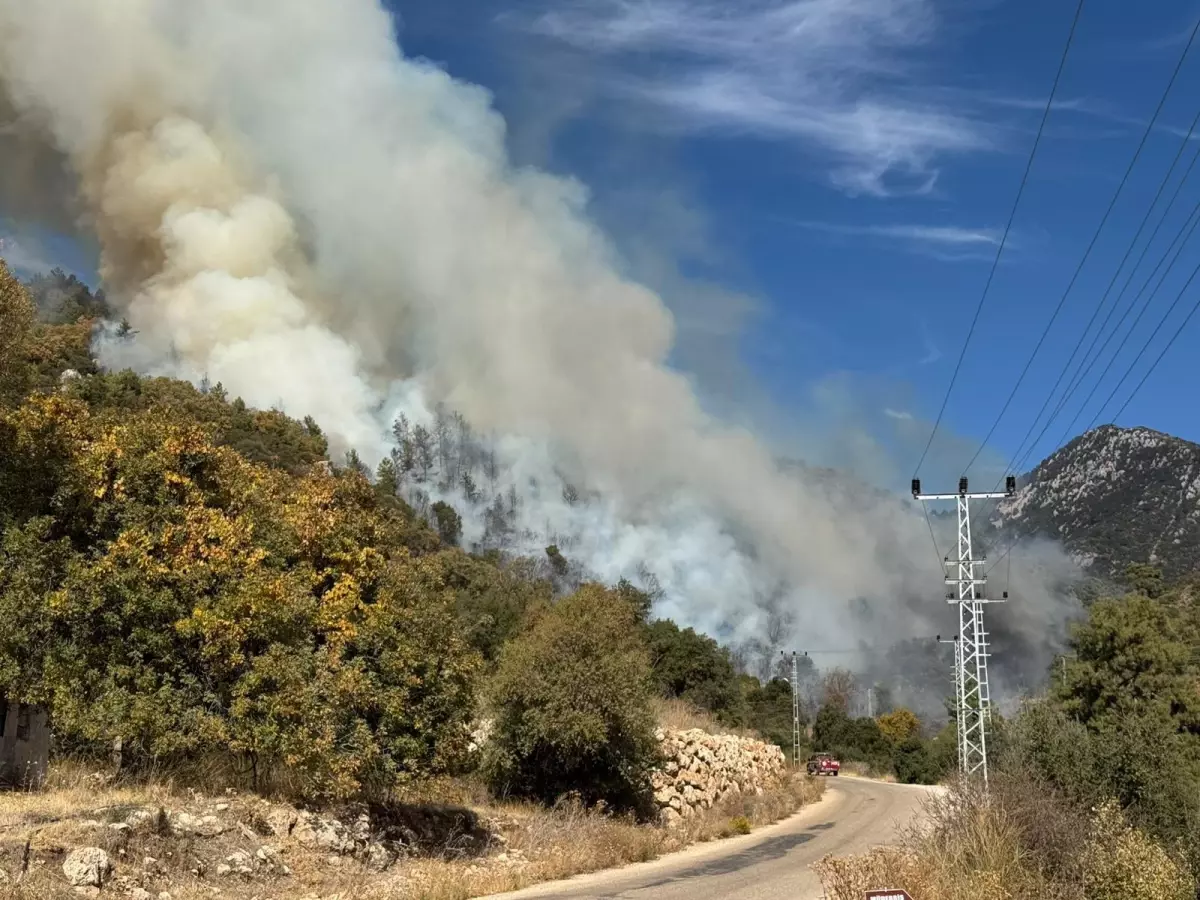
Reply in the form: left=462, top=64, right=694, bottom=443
left=516, top=0, right=991, bottom=196
left=801, top=221, right=1003, bottom=245
left=781, top=218, right=1009, bottom=261
left=918, top=321, right=941, bottom=366
left=884, top=407, right=914, bottom=420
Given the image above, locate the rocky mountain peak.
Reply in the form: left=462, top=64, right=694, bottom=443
left=996, top=424, right=1200, bottom=577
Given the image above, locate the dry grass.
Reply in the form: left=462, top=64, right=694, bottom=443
left=392, top=774, right=825, bottom=900
left=813, top=774, right=1195, bottom=900
left=0, top=764, right=823, bottom=900
left=651, top=697, right=760, bottom=737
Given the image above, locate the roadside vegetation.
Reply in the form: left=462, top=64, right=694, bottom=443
left=817, top=562, right=1200, bottom=899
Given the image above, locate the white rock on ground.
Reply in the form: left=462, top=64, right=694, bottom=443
left=62, top=847, right=112, bottom=887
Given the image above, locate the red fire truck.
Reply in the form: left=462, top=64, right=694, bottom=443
left=806, top=752, right=840, bottom=776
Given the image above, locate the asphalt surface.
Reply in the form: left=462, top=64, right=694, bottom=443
left=495, top=776, right=936, bottom=900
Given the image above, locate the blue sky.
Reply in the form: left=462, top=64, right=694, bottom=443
left=6, top=0, right=1200, bottom=485
left=386, top=0, right=1200, bottom=481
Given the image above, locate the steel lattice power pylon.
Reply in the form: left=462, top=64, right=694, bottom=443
left=782, top=651, right=803, bottom=769
left=914, top=476, right=1015, bottom=786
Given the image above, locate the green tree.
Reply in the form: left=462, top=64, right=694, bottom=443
left=0, top=260, right=34, bottom=406
left=484, top=584, right=659, bottom=813
left=814, top=703, right=891, bottom=772
left=892, top=734, right=936, bottom=784
left=1060, top=595, right=1197, bottom=731
left=644, top=619, right=743, bottom=721
left=741, top=675, right=800, bottom=752
left=1123, top=562, right=1165, bottom=599
left=447, top=555, right=551, bottom=663
left=615, top=578, right=655, bottom=624
left=431, top=500, right=463, bottom=546
left=1003, top=699, right=1200, bottom=873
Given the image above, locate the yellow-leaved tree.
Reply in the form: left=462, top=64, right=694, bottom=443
left=0, top=392, right=478, bottom=801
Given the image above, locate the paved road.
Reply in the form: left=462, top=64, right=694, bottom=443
left=497, top=777, right=936, bottom=900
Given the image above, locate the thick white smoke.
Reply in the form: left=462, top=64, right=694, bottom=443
left=0, top=0, right=1081, bottom=671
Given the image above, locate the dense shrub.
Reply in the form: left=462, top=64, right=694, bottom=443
left=644, top=619, right=743, bottom=722
left=0, top=261, right=35, bottom=405
left=741, top=676, right=802, bottom=752
left=1082, top=802, right=1194, bottom=900
left=0, top=393, right=478, bottom=801
left=483, top=584, right=660, bottom=813
left=891, top=735, right=936, bottom=784
left=1002, top=699, right=1200, bottom=871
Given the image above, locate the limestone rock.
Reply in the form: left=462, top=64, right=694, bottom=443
left=217, top=850, right=253, bottom=877
left=265, top=807, right=297, bottom=837
left=170, top=811, right=225, bottom=837
left=62, top=848, right=112, bottom=888
left=364, top=842, right=397, bottom=872
left=649, top=726, right=786, bottom=825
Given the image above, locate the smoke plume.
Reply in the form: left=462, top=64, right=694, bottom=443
left=0, top=0, right=1082, bottom=698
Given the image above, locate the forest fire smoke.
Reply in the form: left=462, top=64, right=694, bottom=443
left=0, top=0, right=1080, bottom=692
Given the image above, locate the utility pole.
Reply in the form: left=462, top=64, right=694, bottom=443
left=937, top=634, right=963, bottom=776
left=781, top=651, right=803, bottom=769
left=866, top=686, right=874, bottom=719
left=914, top=475, right=1015, bottom=786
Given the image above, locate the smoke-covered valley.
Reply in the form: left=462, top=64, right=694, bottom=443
left=0, top=0, right=1084, bottom=714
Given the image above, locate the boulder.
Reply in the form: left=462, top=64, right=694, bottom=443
left=62, top=848, right=112, bottom=888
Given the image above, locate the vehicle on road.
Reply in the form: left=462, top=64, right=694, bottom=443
left=806, top=752, right=840, bottom=776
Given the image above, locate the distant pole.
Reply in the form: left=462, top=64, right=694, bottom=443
left=915, top=475, right=1016, bottom=788
left=867, top=686, right=874, bottom=719
left=782, top=650, right=802, bottom=768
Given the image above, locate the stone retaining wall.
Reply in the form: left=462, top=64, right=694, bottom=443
left=650, top=728, right=786, bottom=825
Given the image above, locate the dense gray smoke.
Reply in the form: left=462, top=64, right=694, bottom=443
left=0, top=0, right=1082, bottom=702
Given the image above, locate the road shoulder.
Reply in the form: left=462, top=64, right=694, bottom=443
left=493, top=786, right=841, bottom=899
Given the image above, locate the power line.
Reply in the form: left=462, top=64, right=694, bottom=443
left=1049, top=195, right=1200, bottom=449
left=1042, top=128, right=1200, bottom=445
left=960, top=31, right=1200, bottom=566
left=922, top=503, right=944, bottom=569
left=911, top=0, right=1086, bottom=478
left=985, top=249, right=1200, bottom=581
left=959, top=22, right=1200, bottom=560
left=1088, top=253, right=1200, bottom=426
left=982, top=248, right=1200, bottom=579
left=962, top=14, right=1200, bottom=476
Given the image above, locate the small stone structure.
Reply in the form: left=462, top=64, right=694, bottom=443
left=0, top=697, right=49, bottom=787
left=650, top=728, right=786, bottom=825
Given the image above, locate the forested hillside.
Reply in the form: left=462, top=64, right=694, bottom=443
left=2, top=260, right=838, bottom=805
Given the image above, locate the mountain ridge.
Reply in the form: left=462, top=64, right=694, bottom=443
left=996, top=424, right=1200, bottom=579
